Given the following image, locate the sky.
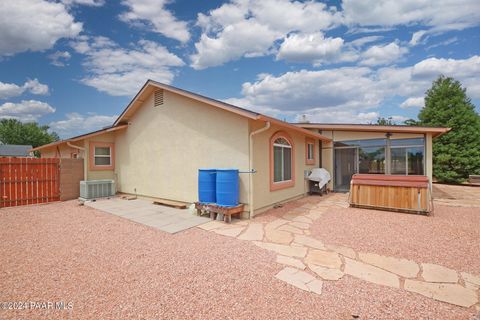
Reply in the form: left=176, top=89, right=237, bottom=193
left=0, top=0, right=479, bottom=138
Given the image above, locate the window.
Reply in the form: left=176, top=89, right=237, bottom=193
left=94, top=147, right=111, bottom=166
left=332, top=137, right=425, bottom=190
left=358, top=146, right=386, bottom=174
left=274, top=138, right=292, bottom=182
left=305, top=138, right=315, bottom=164
left=89, top=142, right=115, bottom=171
left=270, top=132, right=295, bottom=191
left=390, top=138, right=425, bottom=175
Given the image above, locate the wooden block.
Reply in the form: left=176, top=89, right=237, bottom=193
left=153, top=199, right=187, bottom=209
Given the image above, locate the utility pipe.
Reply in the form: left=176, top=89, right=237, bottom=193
left=248, top=121, right=270, bottom=219
left=67, top=141, right=85, bottom=151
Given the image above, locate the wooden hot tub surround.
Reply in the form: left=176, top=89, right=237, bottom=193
left=349, top=174, right=432, bottom=215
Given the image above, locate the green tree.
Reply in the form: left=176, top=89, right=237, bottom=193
left=417, top=76, right=480, bottom=183
left=375, top=117, right=395, bottom=125
left=0, top=119, right=59, bottom=154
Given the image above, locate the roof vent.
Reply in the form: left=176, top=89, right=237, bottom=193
left=154, top=89, right=164, bottom=107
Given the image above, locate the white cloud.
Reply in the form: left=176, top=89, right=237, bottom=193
left=24, top=79, right=49, bottom=95
left=191, top=0, right=342, bottom=69
left=276, top=32, right=347, bottom=65
left=48, top=51, right=72, bottom=67
left=227, top=55, right=480, bottom=123
left=71, top=36, right=184, bottom=96
left=49, top=112, right=117, bottom=137
left=191, top=20, right=280, bottom=69
left=237, top=67, right=380, bottom=113
left=0, top=100, right=55, bottom=122
left=0, top=79, right=49, bottom=99
left=294, top=109, right=380, bottom=124
left=360, top=42, right=408, bottom=66
left=62, top=0, right=105, bottom=6
left=342, top=0, right=480, bottom=32
left=400, top=97, right=424, bottom=109
left=119, top=0, right=190, bottom=42
left=0, top=0, right=82, bottom=56
left=350, top=35, right=383, bottom=48
left=0, top=83, right=25, bottom=100
left=410, top=56, right=480, bottom=98
left=409, top=30, right=427, bottom=46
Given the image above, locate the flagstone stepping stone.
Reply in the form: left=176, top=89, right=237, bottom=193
left=305, top=210, right=325, bottom=220
left=198, top=220, right=225, bottom=231
left=266, top=229, right=294, bottom=244
left=237, top=223, right=264, bottom=241
left=344, top=258, right=400, bottom=288
left=306, top=279, right=323, bottom=295
left=276, top=255, right=306, bottom=270
left=294, top=235, right=326, bottom=250
left=301, top=203, right=316, bottom=209
left=358, top=252, right=419, bottom=278
left=309, top=264, right=344, bottom=280
left=213, top=226, right=245, bottom=237
left=404, top=280, right=478, bottom=308
left=289, top=221, right=310, bottom=230
left=282, top=212, right=303, bottom=220
left=277, top=224, right=304, bottom=235
left=275, top=267, right=323, bottom=294
left=253, top=241, right=307, bottom=258
left=421, top=263, right=458, bottom=283
left=265, top=219, right=289, bottom=231
left=326, top=244, right=356, bottom=259
left=292, top=216, right=313, bottom=224
left=461, top=272, right=480, bottom=287
left=305, top=249, right=342, bottom=269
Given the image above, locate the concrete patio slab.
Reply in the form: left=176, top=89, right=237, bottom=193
left=85, top=197, right=209, bottom=234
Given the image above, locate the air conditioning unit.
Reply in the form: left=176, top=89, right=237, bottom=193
left=80, top=180, right=115, bottom=200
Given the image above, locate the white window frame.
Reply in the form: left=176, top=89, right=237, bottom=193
left=273, top=139, right=292, bottom=183
left=307, top=142, right=314, bottom=161
left=94, top=146, right=112, bottom=167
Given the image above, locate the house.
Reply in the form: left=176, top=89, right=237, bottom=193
left=295, top=123, right=449, bottom=192
left=32, top=80, right=449, bottom=217
left=0, top=144, right=33, bottom=157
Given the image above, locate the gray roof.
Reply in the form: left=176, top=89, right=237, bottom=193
left=0, top=144, right=33, bottom=157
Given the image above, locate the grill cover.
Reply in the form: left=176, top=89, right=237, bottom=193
left=308, top=168, right=331, bottom=189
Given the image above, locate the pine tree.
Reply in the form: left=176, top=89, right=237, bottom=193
left=418, top=76, right=480, bottom=183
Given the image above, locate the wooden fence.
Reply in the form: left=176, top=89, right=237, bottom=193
left=0, top=157, right=60, bottom=208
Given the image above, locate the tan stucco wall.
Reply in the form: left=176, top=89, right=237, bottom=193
left=40, top=143, right=83, bottom=159
left=114, top=90, right=250, bottom=205
left=251, top=121, right=319, bottom=213
left=84, top=132, right=116, bottom=181
left=320, top=130, right=433, bottom=190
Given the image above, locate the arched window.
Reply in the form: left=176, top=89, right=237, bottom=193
left=270, top=132, right=295, bottom=191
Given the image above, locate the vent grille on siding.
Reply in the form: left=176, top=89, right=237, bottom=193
left=154, top=89, right=164, bottom=107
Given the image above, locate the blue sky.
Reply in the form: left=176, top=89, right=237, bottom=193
left=0, top=0, right=479, bottom=138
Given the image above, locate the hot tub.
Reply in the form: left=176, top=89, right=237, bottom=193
left=349, top=174, right=432, bottom=214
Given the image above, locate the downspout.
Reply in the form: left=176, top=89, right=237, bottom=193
left=67, top=142, right=87, bottom=181
left=249, top=121, right=270, bottom=219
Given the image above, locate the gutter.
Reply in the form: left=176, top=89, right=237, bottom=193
left=249, top=121, right=271, bottom=218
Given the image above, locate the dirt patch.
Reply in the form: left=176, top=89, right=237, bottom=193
left=0, top=201, right=475, bottom=319
left=311, top=204, right=480, bottom=274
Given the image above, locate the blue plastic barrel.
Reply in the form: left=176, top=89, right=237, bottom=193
left=216, top=169, right=239, bottom=207
left=198, top=169, right=216, bottom=203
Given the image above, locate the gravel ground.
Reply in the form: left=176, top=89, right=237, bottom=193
left=0, top=201, right=475, bottom=319
left=311, top=204, right=480, bottom=274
